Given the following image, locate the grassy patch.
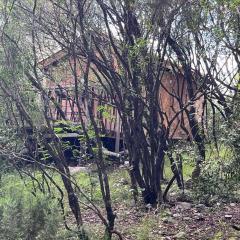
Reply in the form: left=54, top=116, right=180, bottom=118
left=128, top=215, right=159, bottom=240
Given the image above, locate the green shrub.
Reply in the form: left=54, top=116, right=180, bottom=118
left=193, top=143, right=240, bottom=203
left=0, top=175, right=63, bottom=240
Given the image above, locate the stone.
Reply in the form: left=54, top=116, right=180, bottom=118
left=176, top=201, right=192, bottom=210
left=161, top=203, right=172, bottom=209
left=172, top=213, right=181, bottom=218
left=194, top=213, right=205, bottom=221
left=124, top=161, right=129, bottom=166
left=162, top=217, right=175, bottom=224
left=225, top=214, right=233, bottom=219
left=196, top=203, right=206, bottom=209
left=130, top=200, right=136, bottom=207
left=69, top=166, right=89, bottom=174
left=174, top=231, right=186, bottom=239
left=208, top=196, right=219, bottom=205
left=231, top=224, right=240, bottom=231
left=195, top=204, right=206, bottom=212
left=146, top=203, right=152, bottom=210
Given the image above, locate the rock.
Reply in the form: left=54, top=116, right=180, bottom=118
left=230, top=203, right=236, bottom=207
left=176, top=201, right=192, bottom=210
left=194, top=213, right=205, bottom=221
left=162, top=217, right=175, bottom=224
left=161, top=203, right=172, bottom=209
left=196, top=203, right=206, bottom=208
left=172, top=213, right=181, bottom=218
left=231, top=224, right=240, bottom=231
left=130, top=200, right=136, bottom=207
left=183, top=216, right=191, bottom=221
left=195, top=204, right=206, bottom=212
left=158, top=230, right=165, bottom=235
left=69, top=166, right=89, bottom=174
left=146, top=203, right=152, bottom=210
left=124, top=161, right=129, bottom=166
left=208, top=196, right=219, bottom=205
left=174, top=231, right=186, bottom=239
left=225, top=214, right=233, bottom=219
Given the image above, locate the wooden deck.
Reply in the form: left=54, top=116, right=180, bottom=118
left=48, top=87, right=121, bottom=136
left=47, top=86, right=122, bottom=152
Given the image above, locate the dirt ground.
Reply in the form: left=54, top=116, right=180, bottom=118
left=70, top=166, right=240, bottom=239
left=81, top=201, right=240, bottom=239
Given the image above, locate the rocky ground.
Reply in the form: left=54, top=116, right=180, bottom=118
left=69, top=166, right=240, bottom=239
left=82, top=201, right=240, bottom=239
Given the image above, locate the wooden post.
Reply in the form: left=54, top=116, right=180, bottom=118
left=115, top=111, right=121, bottom=153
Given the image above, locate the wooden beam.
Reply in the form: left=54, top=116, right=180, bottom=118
left=115, top=112, right=121, bottom=153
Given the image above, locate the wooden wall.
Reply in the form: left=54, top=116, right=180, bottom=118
left=159, top=71, right=204, bottom=140
left=42, top=55, right=204, bottom=141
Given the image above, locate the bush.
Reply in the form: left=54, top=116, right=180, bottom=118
left=0, top=174, right=63, bottom=240
left=193, top=163, right=239, bottom=203
left=193, top=143, right=240, bottom=203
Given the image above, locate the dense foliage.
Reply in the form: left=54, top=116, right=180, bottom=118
left=0, top=0, right=239, bottom=239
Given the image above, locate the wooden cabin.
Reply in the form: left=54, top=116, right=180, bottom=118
left=39, top=50, right=204, bottom=151
left=40, top=51, right=121, bottom=136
